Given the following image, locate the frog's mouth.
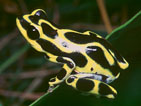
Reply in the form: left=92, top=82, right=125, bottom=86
left=72, top=72, right=113, bottom=84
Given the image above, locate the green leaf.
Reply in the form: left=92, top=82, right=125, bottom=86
left=29, top=11, right=141, bottom=106
left=30, top=86, right=59, bottom=106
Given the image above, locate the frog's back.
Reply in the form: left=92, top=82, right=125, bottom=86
left=82, top=33, right=129, bottom=79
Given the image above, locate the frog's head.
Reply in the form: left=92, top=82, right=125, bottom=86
left=16, top=9, right=47, bottom=40
left=16, top=9, right=58, bottom=53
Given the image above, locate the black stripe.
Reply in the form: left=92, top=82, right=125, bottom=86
left=41, top=23, right=58, bottom=39
left=56, top=53, right=87, bottom=68
left=18, top=17, right=30, bottom=30
left=69, top=52, right=87, bottom=68
left=65, top=31, right=126, bottom=64
left=36, top=39, right=63, bottom=56
left=108, top=47, right=126, bottom=63
left=100, top=40, right=125, bottom=63
left=99, top=83, right=116, bottom=97
left=86, top=46, right=119, bottom=76
left=86, top=46, right=110, bottom=68
left=108, top=61, right=120, bottom=76
left=29, top=15, right=40, bottom=25
left=56, top=56, right=74, bottom=68
left=89, top=32, right=126, bottom=63
left=37, top=39, right=87, bottom=68
left=57, top=68, right=67, bottom=80
left=65, top=32, right=95, bottom=44
left=76, top=79, right=94, bottom=92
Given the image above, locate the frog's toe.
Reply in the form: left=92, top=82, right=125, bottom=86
left=47, top=83, right=60, bottom=93
left=47, top=86, right=54, bottom=93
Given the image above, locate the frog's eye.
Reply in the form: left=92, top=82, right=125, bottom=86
left=34, top=10, right=47, bottom=20
left=29, top=10, right=47, bottom=24
left=27, top=25, right=40, bottom=40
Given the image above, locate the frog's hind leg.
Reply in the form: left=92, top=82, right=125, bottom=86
left=66, top=74, right=117, bottom=99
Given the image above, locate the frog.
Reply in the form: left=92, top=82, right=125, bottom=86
left=16, top=9, right=129, bottom=99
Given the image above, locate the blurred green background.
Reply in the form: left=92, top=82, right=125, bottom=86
left=0, top=0, right=141, bottom=106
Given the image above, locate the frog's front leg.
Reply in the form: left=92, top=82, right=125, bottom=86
left=45, top=54, right=76, bottom=92
left=66, top=74, right=117, bottom=99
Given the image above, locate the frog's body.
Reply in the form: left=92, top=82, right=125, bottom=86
left=16, top=9, right=129, bottom=99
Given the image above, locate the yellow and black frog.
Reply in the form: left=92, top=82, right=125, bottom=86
left=16, top=9, right=129, bottom=99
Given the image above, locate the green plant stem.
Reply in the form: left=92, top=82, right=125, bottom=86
left=106, top=10, right=141, bottom=40
left=30, top=86, right=59, bottom=106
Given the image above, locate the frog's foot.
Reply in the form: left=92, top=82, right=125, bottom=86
left=47, top=86, right=54, bottom=93
left=47, top=84, right=59, bottom=93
